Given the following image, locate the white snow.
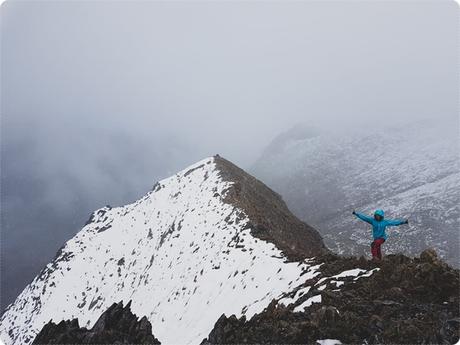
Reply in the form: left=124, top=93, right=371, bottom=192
left=279, top=265, right=378, bottom=310
left=294, top=295, right=322, bottom=312
left=315, top=268, right=368, bottom=286
left=354, top=268, right=380, bottom=280
left=331, top=280, right=344, bottom=287
left=278, top=286, right=311, bottom=307
left=332, top=268, right=367, bottom=279
left=316, top=339, right=342, bottom=345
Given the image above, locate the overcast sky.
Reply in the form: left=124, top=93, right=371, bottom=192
left=1, top=1, right=458, bottom=309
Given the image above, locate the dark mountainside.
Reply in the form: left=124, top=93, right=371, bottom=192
left=214, top=155, right=327, bottom=260
left=202, top=249, right=459, bottom=344
left=32, top=301, right=161, bottom=344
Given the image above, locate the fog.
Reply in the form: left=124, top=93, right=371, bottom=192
left=1, top=1, right=457, bottom=309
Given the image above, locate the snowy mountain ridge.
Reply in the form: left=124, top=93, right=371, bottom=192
left=0, top=156, right=331, bottom=345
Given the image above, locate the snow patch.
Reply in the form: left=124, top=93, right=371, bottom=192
left=316, top=339, right=342, bottom=345
left=294, top=295, right=322, bottom=312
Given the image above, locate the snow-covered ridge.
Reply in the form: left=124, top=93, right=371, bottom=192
left=0, top=156, right=317, bottom=345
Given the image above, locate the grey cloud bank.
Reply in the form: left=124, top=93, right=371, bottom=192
left=1, top=1, right=458, bottom=308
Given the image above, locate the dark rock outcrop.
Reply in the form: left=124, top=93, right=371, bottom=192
left=202, top=249, right=460, bottom=344
left=32, top=301, right=161, bottom=344
left=215, top=155, right=327, bottom=260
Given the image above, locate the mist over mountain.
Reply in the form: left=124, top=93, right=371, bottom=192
left=251, top=120, right=460, bottom=266
left=2, top=1, right=458, bottom=343
left=3, top=0, right=457, bottom=313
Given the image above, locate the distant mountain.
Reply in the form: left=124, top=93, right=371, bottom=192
left=0, top=156, right=326, bottom=345
left=251, top=120, right=460, bottom=266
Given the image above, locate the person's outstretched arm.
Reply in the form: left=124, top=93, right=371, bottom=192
left=352, top=211, right=373, bottom=224
left=385, top=218, right=409, bottom=227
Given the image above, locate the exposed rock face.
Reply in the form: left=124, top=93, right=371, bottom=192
left=32, top=301, right=160, bottom=344
left=202, top=249, right=460, bottom=344
left=215, top=156, right=327, bottom=260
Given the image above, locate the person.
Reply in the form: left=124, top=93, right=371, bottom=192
left=352, top=209, right=408, bottom=260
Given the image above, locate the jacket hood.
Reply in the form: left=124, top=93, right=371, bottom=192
left=374, top=209, right=385, bottom=218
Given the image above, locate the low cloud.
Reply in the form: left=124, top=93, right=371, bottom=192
left=1, top=0, right=457, bottom=308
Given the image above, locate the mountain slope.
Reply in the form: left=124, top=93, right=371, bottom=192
left=251, top=120, right=460, bottom=266
left=0, top=156, right=326, bottom=345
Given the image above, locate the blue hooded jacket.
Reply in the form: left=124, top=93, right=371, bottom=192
left=354, top=209, right=406, bottom=240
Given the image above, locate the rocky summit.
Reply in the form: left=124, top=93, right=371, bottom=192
left=202, top=249, right=459, bottom=344
left=32, top=301, right=160, bottom=344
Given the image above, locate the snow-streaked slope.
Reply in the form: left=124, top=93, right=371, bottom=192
left=252, top=120, right=460, bottom=266
left=322, top=172, right=460, bottom=260
left=0, top=156, right=323, bottom=345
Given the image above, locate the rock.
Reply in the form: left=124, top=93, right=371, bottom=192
left=215, top=156, right=328, bottom=260
left=202, top=250, right=459, bottom=344
left=311, top=306, right=340, bottom=327
left=368, top=314, right=385, bottom=334
left=32, top=301, right=161, bottom=344
left=420, top=248, right=438, bottom=263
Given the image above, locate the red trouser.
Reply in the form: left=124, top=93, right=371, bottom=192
left=371, top=238, right=385, bottom=259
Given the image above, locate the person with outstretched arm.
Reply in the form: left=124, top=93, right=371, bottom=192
left=352, top=209, right=408, bottom=260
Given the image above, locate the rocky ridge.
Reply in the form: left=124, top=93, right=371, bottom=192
left=215, top=156, right=326, bottom=261
left=32, top=301, right=160, bottom=344
left=202, top=249, right=459, bottom=344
